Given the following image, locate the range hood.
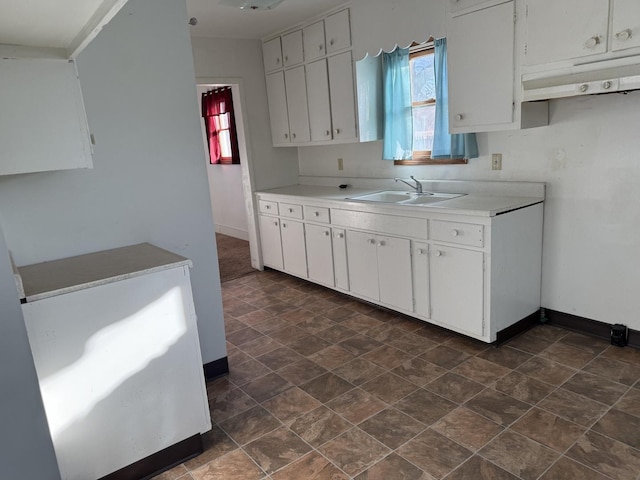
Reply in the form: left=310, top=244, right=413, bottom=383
left=522, top=56, right=640, bottom=102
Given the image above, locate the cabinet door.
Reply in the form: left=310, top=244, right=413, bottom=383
left=523, top=0, right=609, bottom=65
left=284, top=66, right=311, bottom=143
left=376, top=235, right=413, bottom=312
left=263, top=37, right=283, bottom=72
left=304, top=20, right=326, bottom=61
left=411, top=242, right=430, bottom=318
left=281, top=219, right=307, bottom=278
left=447, top=1, right=515, bottom=132
left=325, top=9, right=351, bottom=53
left=305, top=223, right=334, bottom=286
left=346, top=230, right=379, bottom=301
left=259, top=215, right=284, bottom=269
left=265, top=71, right=291, bottom=145
left=328, top=51, right=357, bottom=140
left=306, top=59, right=333, bottom=141
left=282, top=30, right=304, bottom=66
left=611, top=0, right=640, bottom=52
left=430, top=245, right=484, bottom=337
left=332, top=228, right=349, bottom=291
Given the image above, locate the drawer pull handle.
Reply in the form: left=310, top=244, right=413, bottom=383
left=265, top=205, right=271, bottom=209
left=288, top=208, right=293, bottom=213
left=451, top=229, right=459, bottom=237
left=314, top=211, right=320, bottom=216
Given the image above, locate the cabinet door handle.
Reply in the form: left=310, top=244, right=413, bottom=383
left=434, top=250, right=443, bottom=257
left=579, top=84, right=589, bottom=93
left=335, top=233, right=344, bottom=239
left=417, top=248, right=425, bottom=255
left=334, top=128, right=341, bottom=135
left=455, top=114, right=463, bottom=121
left=603, top=81, right=612, bottom=90
left=616, top=29, right=632, bottom=41
left=292, top=133, right=297, bottom=139
left=330, top=39, right=335, bottom=46
left=585, top=35, right=600, bottom=49
left=284, top=55, right=289, bottom=62
left=323, top=231, right=330, bottom=236
left=451, top=229, right=459, bottom=237
left=319, top=44, right=324, bottom=51
left=368, top=238, right=376, bottom=245
left=378, top=240, right=386, bottom=247
left=274, top=221, right=278, bottom=226
left=325, top=130, right=331, bottom=136
left=276, top=57, right=281, bottom=64
left=284, top=133, right=289, bottom=139
left=282, top=223, right=287, bottom=228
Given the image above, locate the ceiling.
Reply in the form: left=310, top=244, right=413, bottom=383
left=186, top=0, right=347, bottom=40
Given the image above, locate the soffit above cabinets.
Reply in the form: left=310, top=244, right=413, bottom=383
left=0, top=0, right=129, bottom=59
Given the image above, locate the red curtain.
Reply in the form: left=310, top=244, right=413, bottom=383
left=201, top=87, right=241, bottom=164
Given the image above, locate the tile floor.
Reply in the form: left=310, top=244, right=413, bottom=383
left=155, top=269, right=640, bottom=480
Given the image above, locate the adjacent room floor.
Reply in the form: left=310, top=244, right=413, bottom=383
left=155, top=269, right=640, bottom=480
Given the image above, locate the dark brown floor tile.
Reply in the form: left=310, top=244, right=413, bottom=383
left=592, top=409, right=640, bottom=449
left=420, top=345, right=471, bottom=369
left=477, top=346, right=532, bottom=369
left=268, top=325, right=309, bottom=345
left=226, top=326, right=264, bottom=347
left=333, top=358, right=387, bottom=386
left=445, top=336, right=489, bottom=355
left=510, top=408, right=585, bottom=452
left=263, top=301, right=298, bottom=315
left=539, top=342, right=597, bottom=369
left=526, top=324, right=568, bottom=342
left=238, top=335, right=282, bottom=358
left=361, top=372, right=419, bottom=403
left=153, top=464, right=187, bottom=480
left=226, top=302, right=261, bottom=319
left=445, top=456, right=519, bottom=480
left=395, top=389, right=457, bottom=425
left=256, top=347, right=303, bottom=371
left=389, top=334, right=438, bottom=356
left=600, top=345, right=640, bottom=366
left=584, top=356, right=640, bottom=386
left=516, top=356, right=576, bottom=386
left=354, top=453, right=433, bottom=480
left=339, top=334, right=383, bottom=356
left=398, top=429, right=472, bottom=478
left=252, top=316, right=290, bottom=335
left=276, top=358, right=327, bottom=385
left=228, top=358, right=272, bottom=386
left=218, top=406, right=281, bottom=445
left=243, top=427, right=311, bottom=474
left=324, top=306, right=357, bottom=321
left=392, top=358, right=447, bottom=386
left=562, top=371, right=627, bottom=405
left=362, top=345, right=414, bottom=369
left=271, top=452, right=349, bottom=480
left=295, top=316, right=336, bottom=334
left=359, top=408, right=426, bottom=449
left=278, top=307, right=315, bottom=324
left=308, top=345, right=357, bottom=370
left=206, top=376, right=235, bottom=399
left=262, top=387, right=322, bottom=425
left=184, top=425, right=238, bottom=471
left=413, top=324, right=453, bottom=342
left=209, top=386, right=257, bottom=423
left=539, top=456, right=610, bottom=480
left=558, top=332, right=609, bottom=355
left=288, top=335, right=333, bottom=357
left=567, top=431, right=640, bottom=480
left=504, top=332, right=550, bottom=354
left=319, top=428, right=391, bottom=477
left=494, top=371, right=556, bottom=404
left=452, top=357, right=512, bottom=386
left=240, top=372, right=292, bottom=403
left=365, top=323, right=407, bottom=343
left=538, top=389, right=609, bottom=426
left=190, top=450, right=265, bottom=480
left=327, top=388, right=388, bottom=424
left=300, top=372, right=354, bottom=403
left=431, top=407, right=503, bottom=451
left=425, top=372, right=485, bottom=404
left=480, top=430, right=558, bottom=480
left=615, top=388, right=640, bottom=417
left=227, top=347, right=251, bottom=367
left=315, top=324, right=357, bottom=343
left=236, top=308, right=274, bottom=327
left=290, top=406, right=352, bottom=448
left=465, top=389, right=531, bottom=427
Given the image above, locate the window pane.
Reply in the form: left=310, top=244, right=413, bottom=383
left=412, top=104, right=435, bottom=152
left=219, top=112, right=230, bottom=130
left=219, top=130, right=232, bottom=159
left=410, top=54, right=435, bottom=102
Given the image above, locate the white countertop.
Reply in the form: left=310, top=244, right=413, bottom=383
left=257, top=184, right=544, bottom=217
left=18, top=243, right=191, bottom=302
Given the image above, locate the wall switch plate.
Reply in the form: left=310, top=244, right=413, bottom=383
left=337, top=158, right=344, bottom=171
left=492, top=153, right=502, bottom=170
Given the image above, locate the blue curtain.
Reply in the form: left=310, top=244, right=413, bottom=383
left=432, top=38, right=478, bottom=160
left=382, top=48, right=413, bottom=160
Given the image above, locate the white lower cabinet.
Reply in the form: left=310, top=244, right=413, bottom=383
left=259, top=215, right=284, bottom=269
left=346, top=231, right=412, bottom=312
left=332, top=228, right=349, bottom=291
left=411, top=242, right=430, bottom=318
left=305, top=223, right=334, bottom=286
left=280, top=219, right=308, bottom=278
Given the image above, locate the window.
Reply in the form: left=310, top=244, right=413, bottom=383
left=394, top=43, right=467, bottom=166
left=201, top=87, right=241, bottom=165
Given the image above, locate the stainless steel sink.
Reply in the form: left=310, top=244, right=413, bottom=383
left=348, top=190, right=465, bottom=205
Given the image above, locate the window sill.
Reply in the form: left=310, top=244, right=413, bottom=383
left=394, top=157, right=468, bottom=166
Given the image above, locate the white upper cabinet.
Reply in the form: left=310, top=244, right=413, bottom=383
left=523, top=0, right=609, bottom=66
left=328, top=52, right=357, bottom=141
left=611, top=0, right=640, bottom=52
left=282, top=30, right=304, bottom=67
left=0, top=58, right=93, bottom=176
left=304, top=21, right=326, bottom=62
left=284, top=66, right=311, bottom=143
left=263, top=37, right=283, bottom=73
left=306, top=59, right=333, bottom=141
left=324, top=9, right=351, bottom=53
left=265, top=71, right=291, bottom=145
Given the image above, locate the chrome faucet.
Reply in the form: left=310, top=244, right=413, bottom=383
left=394, top=175, right=423, bottom=194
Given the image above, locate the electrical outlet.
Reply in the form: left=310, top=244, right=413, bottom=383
left=337, top=158, right=344, bottom=171
left=491, top=153, right=502, bottom=170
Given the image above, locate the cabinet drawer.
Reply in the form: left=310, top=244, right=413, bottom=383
left=279, top=202, right=303, bottom=219
left=430, top=220, right=484, bottom=247
left=259, top=200, right=279, bottom=215
left=331, top=209, right=427, bottom=239
left=303, top=205, right=330, bottom=223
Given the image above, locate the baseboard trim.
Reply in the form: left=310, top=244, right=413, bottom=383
left=98, top=434, right=203, bottom=480
left=204, top=356, right=229, bottom=381
left=495, top=310, right=541, bottom=345
left=215, top=225, right=249, bottom=241
left=545, top=309, right=640, bottom=348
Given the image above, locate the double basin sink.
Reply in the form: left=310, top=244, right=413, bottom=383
left=348, top=190, right=465, bottom=206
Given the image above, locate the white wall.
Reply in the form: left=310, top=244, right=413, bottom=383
left=0, top=0, right=227, bottom=364
left=191, top=36, right=299, bottom=191
left=299, top=91, right=640, bottom=330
